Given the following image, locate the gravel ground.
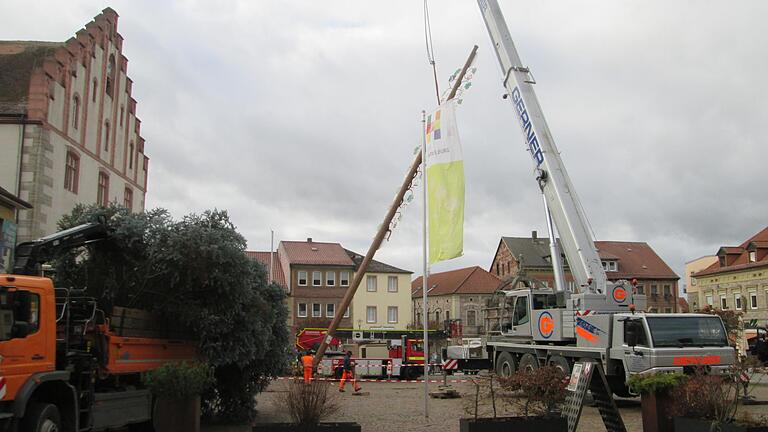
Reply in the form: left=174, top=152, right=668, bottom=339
left=203, top=376, right=768, bottom=432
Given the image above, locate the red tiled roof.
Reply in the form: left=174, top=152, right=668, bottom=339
left=749, top=241, right=768, bottom=249
left=718, top=247, right=743, bottom=255
left=677, top=298, right=690, bottom=313
left=245, top=251, right=287, bottom=287
left=412, top=266, right=501, bottom=297
left=594, top=241, right=679, bottom=280
left=279, top=240, right=355, bottom=266
left=695, top=226, right=768, bottom=277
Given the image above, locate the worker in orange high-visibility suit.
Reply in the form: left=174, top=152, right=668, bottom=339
left=339, top=351, right=361, bottom=392
left=302, top=351, right=314, bottom=384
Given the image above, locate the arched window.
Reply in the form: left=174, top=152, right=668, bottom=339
left=129, top=141, right=134, bottom=169
left=97, top=172, right=110, bottom=206
left=106, top=54, right=116, bottom=96
left=92, top=78, right=98, bottom=103
left=103, top=121, right=110, bottom=151
left=123, top=187, right=133, bottom=209
left=71, top=95, right=80, bottom=129
left=64, top=151, right=80, bottom=193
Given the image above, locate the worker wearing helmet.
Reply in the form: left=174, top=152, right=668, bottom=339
left=302, top=351, right=314, bottom=384
left=339, top=351, right=361, bottom=392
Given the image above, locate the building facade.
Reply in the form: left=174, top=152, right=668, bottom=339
left=690, top=226, right=768, bottom=327
left=411, top=266, right=501, bottom=337
left=685, top=255, right=718, bottom=311
left=490, top=233, right=680, bottom=312
left=248, top=240, right=414, bottom=335
left=0, top=186, right=32, bottom=272
left=276, top=239, right=355, bottom=334
left=0, top=8, right=148, bottom=243
left=345, top=249, right=412, bottom=330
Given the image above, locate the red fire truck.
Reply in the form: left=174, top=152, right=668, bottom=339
left=297, top=328, right=445, bottom=380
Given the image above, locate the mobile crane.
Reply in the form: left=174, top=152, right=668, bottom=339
left=0, top=221, right=196, bottom=431
left=472, top=0, right=735, bottom=395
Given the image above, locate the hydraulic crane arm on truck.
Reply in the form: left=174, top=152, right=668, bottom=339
left=0, top=221, right=196, bottom=432
left=466, top=0, right=736, bottom=396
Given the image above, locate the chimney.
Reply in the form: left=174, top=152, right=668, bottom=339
left=532, top=230, right=538, bottom=243
left=307, top=237, right=312, bottom=243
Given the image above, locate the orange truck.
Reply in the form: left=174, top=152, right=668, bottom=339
left=0, top=222, right=197, bottom=431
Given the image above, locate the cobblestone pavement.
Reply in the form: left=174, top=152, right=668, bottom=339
left=203, top=376, right=768, bottom=432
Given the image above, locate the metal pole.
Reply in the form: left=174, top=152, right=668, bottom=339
left=422, top=110, right=430, bottom=418
left=312, top=152, right=423, bottom=368
left=269, top=229, right=274, bottom=284
left=543, top=196, right=566, bottom=292
left=312, top=46, right=478, bottom=369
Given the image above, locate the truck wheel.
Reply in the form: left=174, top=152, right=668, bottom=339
left=495, top=352, right=516, bottom=377
left=547, top=355, right=571, bottom=375
left=518, top=353, right=538, bottom=372
left=23, top=403, right=61, bottom=432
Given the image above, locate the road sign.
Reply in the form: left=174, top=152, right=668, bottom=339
left=561, top=360, right=626, bottom=432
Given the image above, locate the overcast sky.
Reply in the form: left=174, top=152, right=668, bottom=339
left=3, top=1, right=767, bottom=288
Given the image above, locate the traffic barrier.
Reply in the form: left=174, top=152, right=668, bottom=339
left=277, top=376, right=473, bottom=384
left=442, top=359, right=458, bottom=370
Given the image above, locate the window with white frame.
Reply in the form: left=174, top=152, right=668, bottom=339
left=298, top=271, right=308, bottom=286
left=705, top=294, right=713, bottom=306
left=326, top=303, right=335, bottom=318
left=298, top=303, right=307, bottom=318
left=387, top=276, right=398, bottom=292
left=651, top=285, right=658, bottom=295
left=749, top=251, right=757, bottom=263
left=340, top=271, right=350, bottom=286
left=467, top=310, right=477, bottom=326
left=326, top=271, right=335, bottom=286
left=663, top=285, right=671, bottom=295
left=312, top=303, right=321, bottom=317
left=366, top=275, right=377, bottom=292
left=602, top=260, right=617, bottom=272
left=343, top=306, right=350, bottom=318
left=735, top=294, right=742, bottom=310
left=366, top=306, right=377, bottom=323
left=750, top=292, right=758, bottom=309
left=387, top=306, right=398, bottom=323
left=312, top=271, right=322, bottom=286
left=720, top=296, right=728, bottom=309
left=636, top=284, right=645, bottom=295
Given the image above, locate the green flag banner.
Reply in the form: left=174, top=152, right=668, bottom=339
left=425, top=100, right=464, bottom=264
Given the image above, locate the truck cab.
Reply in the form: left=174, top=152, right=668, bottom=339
left=610, top=313, right=736, bottom=380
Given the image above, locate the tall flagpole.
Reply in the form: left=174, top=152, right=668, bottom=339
left=421, top=110, right=430, bottom=418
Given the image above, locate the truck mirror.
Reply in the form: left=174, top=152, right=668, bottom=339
left=12, top=321, right=30, bottom=338
left=14, top=290, right=32, bottom=323
left=625, top=321, right=640, bottom=347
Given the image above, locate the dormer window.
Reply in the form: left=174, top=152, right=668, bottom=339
left=601, top=260, right=618, bottom=272
left=719, top=256, right=726, bottom=267
left=749, top=251, right=756, bottom=263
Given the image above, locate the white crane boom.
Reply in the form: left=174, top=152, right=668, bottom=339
left=477, top=0, right=607, bottom=292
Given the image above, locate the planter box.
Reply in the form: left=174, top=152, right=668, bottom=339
left=459, top=416, right=567, bottom=432
left=674, top=417, right=768, bottom=432
left=153, top=396, right=200, bottom=432
left=252, top=422, right=362, bottom=431
left=641, top=391, right=674, bottom=432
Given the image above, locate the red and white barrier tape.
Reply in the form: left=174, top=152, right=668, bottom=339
left=278, top=376, right=472, bottom=384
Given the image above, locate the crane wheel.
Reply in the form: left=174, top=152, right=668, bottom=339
left=547, top=355, right=571, bottom=375
left=23, top=403, right=61, bottom=432
left=518, top=353, right=538, bottom=372
left=495, top=352, right=516, bottom=377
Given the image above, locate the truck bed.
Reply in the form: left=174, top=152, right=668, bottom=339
left=102, top=329, right=197, bottom=375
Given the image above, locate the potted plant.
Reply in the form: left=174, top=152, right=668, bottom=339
left=669, top=366, right=768, bottom=432
left=253, top=379, right=361, bottom=431
left=144, top=361, right=214, bottom=432
left=627, top=372, right=687, bottom=432
left=459, top=367, right=567, bottom=432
